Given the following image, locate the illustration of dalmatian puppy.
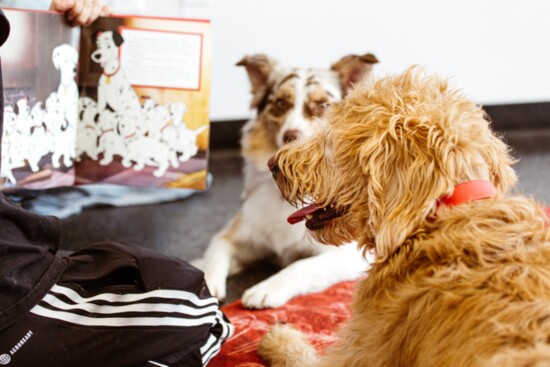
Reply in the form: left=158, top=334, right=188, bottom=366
left=76, top=96, right=100, bottom=161
left=45, top=92, right=75, bottom=168
left=1, top=106, right=18, bottom=185
left=3, top=105, right=25, bottom=169
left=52, top=44, right=79, bottom=128
left=44, top=92, right=66, bottom=133
left=12, top=98, right=43, bottom=172
left=91, top=31, right=142, bottom=115
left=0, top=139, right=16, bottom=185
left=146, top=103, right=170, bottom=140
left=159, top=102, right=205, bottom=162
left=29, top=102, right=54, bottom=166
left=118, top=116, right=179, bottom=177
left=162, top=124, right=207, bottom=163
left=96, top=109, right=127, bottom=166
left=14, top=98, right=33, bottom=136
left=168, top=102, right=187, bottom=128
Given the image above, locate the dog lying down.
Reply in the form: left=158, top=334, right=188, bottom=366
left=193, top=53, right=378, bottom=309
left=260, top=67, right=550, bottom=367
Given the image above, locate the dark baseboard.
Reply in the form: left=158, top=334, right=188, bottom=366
left=484, top=102, right=550, bottom=131
left=209, top=102, right=550, bottom=150
left=209, top=119, right=246, bottom=150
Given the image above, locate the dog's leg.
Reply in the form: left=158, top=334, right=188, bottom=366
left=133, top=159, right=145, bottom=171
left=169, top=152, right=179, bottom=168
left=63, top=150, right=73, bottom=167
left=99, top=153, right=113, bottom=165
left=153, top=161, right=168, bottom=177
left=51, top=151, right=61, bottom=168
left=192, top=214, right=244, bottom=301
left=121, top=155, right=132, bottom=168
left=88, top=146, right=98, bottom=160
left=28, top=156, right=40, bottom=172
left=258, top=323, right=320, bottom=367
left=242, top=244, right=369, bottom=309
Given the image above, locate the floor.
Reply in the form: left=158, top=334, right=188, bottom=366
left=60, top=127, right=550, bottom=304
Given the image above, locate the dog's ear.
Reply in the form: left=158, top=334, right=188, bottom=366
left=112, top=31, right=124, bottom=47
left=237, top=54, right=279, bottom=109
left=359, top=126, right=446, bottom=260
left=478, top=115, right=518, bottom=193
left=331, top=53, right=378, bottom=95
left=362, top=115, right=517, bottom=261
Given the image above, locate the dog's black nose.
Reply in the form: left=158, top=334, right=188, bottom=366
left=283, top=129, right=301, bottom=144
left=267, top=156, right=278, bottom=173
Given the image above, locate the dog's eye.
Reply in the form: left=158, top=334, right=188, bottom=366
left=275, top=98, right=288, bottom=110
left=321, top=101, right=331, bottom=110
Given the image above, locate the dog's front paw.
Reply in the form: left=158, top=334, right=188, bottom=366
left=203, top=270, right=227, bottom=302
left=242, top=279, right=293, bottom=309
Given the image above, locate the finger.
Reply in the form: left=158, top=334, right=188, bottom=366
left=67, top=0, right=83, bottom=21
left=99, top=4, right=112, bottom=17
left=84, top=0, right=102, bottom=26
left=72, top=0, right=93, bottom=26
left=49, top=0, right=76, bottom=12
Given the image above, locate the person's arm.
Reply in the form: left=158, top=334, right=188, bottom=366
left=50, top=0, right=111, bottom=26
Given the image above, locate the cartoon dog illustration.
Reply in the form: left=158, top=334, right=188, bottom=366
left=76, top=96, right=99, bottom=161
left=96, top=109, right=127, bottom=166
left=118, top=116, right=179, bottom=177
left=46, top=92, right=75, bottom=168
left=1, top=106, right=18, bottom=185
left=91, top=31, right=142, bottom=115
left=52, top=44, right=79, bottom=128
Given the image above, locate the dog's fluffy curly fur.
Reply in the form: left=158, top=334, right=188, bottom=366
left=260, top=67, right=550, bottom=366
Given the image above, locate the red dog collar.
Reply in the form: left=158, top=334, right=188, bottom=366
left=439, top=180, right=497, bottom=207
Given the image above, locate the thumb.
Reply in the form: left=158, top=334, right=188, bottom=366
left=50, top=0, right=76, bottom=12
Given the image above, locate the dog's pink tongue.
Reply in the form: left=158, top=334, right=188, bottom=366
left=288, top=204, right=321, bottom=225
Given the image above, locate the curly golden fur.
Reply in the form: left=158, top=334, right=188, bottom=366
left=259, top=67, right=550, bottom=366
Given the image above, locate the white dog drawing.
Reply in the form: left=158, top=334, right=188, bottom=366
left=46, top=92, right=75, bottom=168
left=91, top=31, right=142, bottom=115
left=76, top=96, right=99, bottom=161
left=0, top=106, right=17, bottom=185
left=118, top=116, right=179, bottom=177
left=52, top=44, right=79, bottom=125
left=29, top=102, right=54, bottom=166
left=96, top=109, right=127, bottom=166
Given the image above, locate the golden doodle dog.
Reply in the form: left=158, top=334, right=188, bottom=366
left=260, top=67, right=550, bottom=366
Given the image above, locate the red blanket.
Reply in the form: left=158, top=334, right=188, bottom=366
left=209, top=280, right=356, bottom=367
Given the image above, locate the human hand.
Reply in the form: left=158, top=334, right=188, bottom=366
left=50, top=0, right=112, bottom=27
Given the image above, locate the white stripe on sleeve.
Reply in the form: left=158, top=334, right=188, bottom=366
left=41, top=293, right=220, bottom=317
left=30, top=305, right=218, bottom=328
left=50, top=285, right=218, bottom=308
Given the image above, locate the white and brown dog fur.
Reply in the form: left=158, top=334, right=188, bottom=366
left=193, top=53, right=378, bottom=308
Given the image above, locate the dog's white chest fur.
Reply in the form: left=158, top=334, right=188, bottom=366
left=237, top=171, right=316, bottom=263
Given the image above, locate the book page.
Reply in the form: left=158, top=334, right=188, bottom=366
left=75, top=16, right=213, bottom=190
left=0, top=9, right=80, bottom=190
left=120, top=28, right=202, bottom=90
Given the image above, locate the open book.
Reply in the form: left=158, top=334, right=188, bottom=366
left=0, top=8, right=212, bottom=190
